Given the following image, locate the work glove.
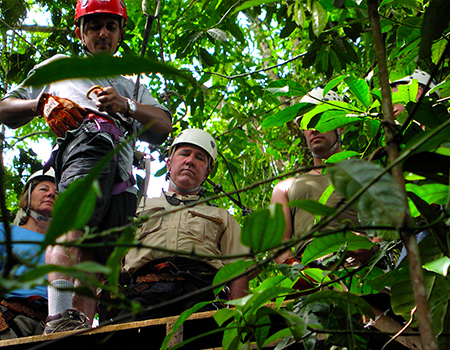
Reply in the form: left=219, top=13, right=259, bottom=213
left=38, top=93, right=86, bottom=137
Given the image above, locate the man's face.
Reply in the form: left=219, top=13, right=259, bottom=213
left=167, top=145, right=211, bottom=193
left=303, top=129, right=340, bottom=159
left=77, top=15, right=123, bottom=55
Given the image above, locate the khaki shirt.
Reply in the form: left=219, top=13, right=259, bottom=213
left=122, top=192, right=247, bottom=275
left=287, top=173, right=360, bottom=253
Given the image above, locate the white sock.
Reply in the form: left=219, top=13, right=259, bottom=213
left=48, top=279, right=74, bottom=316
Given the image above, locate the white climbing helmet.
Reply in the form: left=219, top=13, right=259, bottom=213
left=24, top=168, right=56, bottom=192
left=390, top=69, right=439, bottom=96
left=300, top=88, right=343, bottom=105
left=169, top=129, right=217, bottom=168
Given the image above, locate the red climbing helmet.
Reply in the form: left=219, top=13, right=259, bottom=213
left=75, top=0, right=128, bottom=26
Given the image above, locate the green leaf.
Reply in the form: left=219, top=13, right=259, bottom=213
left=326, top=151, right=360, bottom=164
left=275, top=309, right=307, bottom=341
left=252, top=275, right=289, bottom=292
left=311, top=1, right=328, bottom=37
left=243, top=287, right=294, bottom=317
left=160, top=301, right=214, bottom=350
left=328, top=159, right=407, bottom=230
left=314, top=111, right=363, bottom=133
left=300, top=101, right=363, bottom=130
left=155, top=164, right=167, bottom=177
left=292, top=4, right=306, bottom=28
left=241, top=203, right=285, bottom=253
left=254, top=309, right=272, bottom=347
left=262, top=328, right=292, bottom=348
left=420, top=0, right=450, bottom=59
left=213, top=308, right=238, bottom=327
left=106, top=228, right=136, bottom=290
left=222, top=322, right=241, bottom=350
left=213, top=260, right=254, bottom=296
left=320, top=49, right=329, bottom=72
left=302, top=231, right=373, bottom=264
left=199, top=48, right=216, bottom=67
left=280, top=17, right=298, bottom=39
left=402, top=123, right=450, bottom=155
left=403, top=152, right=450, bottom=185
left=44, top=177, right=98, bottom=245
left=344, top=75, right=372, bottom=109
left=324, top=76, right=347, bottom=94
left=406, top=183, right=449, bottom=207
left=262, top=103, right=305, bottom=127
left=207, top=28, right=228, bottom=42
left=19, top=262, right=110, bottom=286
left=424, top=256, right=450, bottom=277
left=329, top=48, right=342, bottom=73
left=265, top=79, right=307, bottom=97
left=24, top=55, right=197, bottom=87
left=379, top=0, right=421, bottom=10
left=302, top=290, right=374, bottom=318
left=231, top=0, right=280, bottom=15
left=391, top=234, right=446, bottom=331
left=406, top=190, right=449, bottom=256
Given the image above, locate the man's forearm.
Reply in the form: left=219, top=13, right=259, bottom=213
left=0, top=98, right=39, bottom=128
left=134, top=104, right=172, bottom=134
left=229, top=275, right=249, bottom=300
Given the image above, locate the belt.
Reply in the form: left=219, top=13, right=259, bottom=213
left=0, top=299, right=47, bottom=324
left=136, top=272, right=185, bottom=283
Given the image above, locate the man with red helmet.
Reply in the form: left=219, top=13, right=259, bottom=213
left=0, top=0, right=172, bottom=333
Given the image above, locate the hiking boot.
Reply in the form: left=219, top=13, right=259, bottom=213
left=43, top=309, right=91, bottom=334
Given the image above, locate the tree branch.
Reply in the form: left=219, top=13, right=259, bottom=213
left=367, top=1, right=437, bottom=349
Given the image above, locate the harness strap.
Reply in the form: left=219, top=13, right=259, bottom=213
left=84, top=114, right=123, bottom=142
left=112, top=177, right=135, bottom=195
left=84, top=114, right=137, bottom=195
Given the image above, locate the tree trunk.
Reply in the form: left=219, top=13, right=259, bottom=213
left=367, top=0, right=438, bottom=349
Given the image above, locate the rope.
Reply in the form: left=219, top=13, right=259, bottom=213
left=132, top=0, right=161, bottom=101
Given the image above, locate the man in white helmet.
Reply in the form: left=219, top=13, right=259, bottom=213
left=391, top=69, right=439, bottom=118
left=270, top=88, right=364, bottom=268
left=121, top=128, right=249, bottom=320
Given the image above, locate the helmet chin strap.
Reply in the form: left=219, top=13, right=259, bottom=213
left=168, top=178, right=200, bottom=194
left=310, top=129, right=341, bottom=159
left=27, top=209, right=52, bottom=223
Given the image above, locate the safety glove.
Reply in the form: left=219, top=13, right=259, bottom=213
left=38, top=93, right=86, bottom=137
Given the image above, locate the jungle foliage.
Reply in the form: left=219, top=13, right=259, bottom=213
left=1, top=0, right=450, bottom=349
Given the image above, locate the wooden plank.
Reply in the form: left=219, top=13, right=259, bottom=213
left=0, top=300, right=420, bottom=350
left=0, top=310, right=219, bottom=349
left=365, top=306, right=422, bottom=350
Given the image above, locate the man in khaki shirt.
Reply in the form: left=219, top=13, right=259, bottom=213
left=271, top=88, right=370, bottom=266
left=121, top=129, right=248, bottom=319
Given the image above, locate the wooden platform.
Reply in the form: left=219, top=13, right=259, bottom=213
left=0, top=310, right=226, bottom=350
left=0, top=303, right=422, bottom=350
